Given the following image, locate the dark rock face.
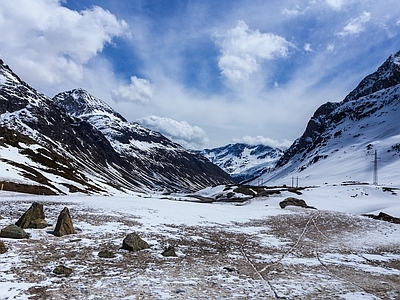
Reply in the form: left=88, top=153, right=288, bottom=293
left=53, top=265, right=73, bottom=277
left=0, top=240, right=7, bottom=254
left=15, top=202, right=47, bottom=229
left=121, top=233, right=150, bottom=252
left=279, top=197, right=316, bottom=209
left=0, top=224, right=29, bottom=239
left=53, top=207, right=77, bottom=237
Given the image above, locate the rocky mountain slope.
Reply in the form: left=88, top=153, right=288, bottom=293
left=0, top=59, right=233, bottom=194
left=196, top=143, right=285, bottom=182
left=255, top=50, right=400, bottom=186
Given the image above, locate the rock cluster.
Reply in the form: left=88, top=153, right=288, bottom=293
left=0, top=203, right=77, bottom=239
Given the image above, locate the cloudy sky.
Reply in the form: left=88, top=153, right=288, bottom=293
left=0, top=0, right=399, bottom=149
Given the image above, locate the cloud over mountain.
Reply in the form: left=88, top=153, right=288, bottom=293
left=111, top=76, right=154, bottom=104
left=137, top=116, right=209, bottom=149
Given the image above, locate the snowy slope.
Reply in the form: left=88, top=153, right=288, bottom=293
left=196, top=143, right=285, bottom=182
left=254, top=50, right=400, bottom=187
left=53, top=89, right=233, bottom=191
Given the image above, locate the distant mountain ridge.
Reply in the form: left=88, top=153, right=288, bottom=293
left=254, top=50, right=400, bottom=186
left=0, top=59, right=233, bottom=194
left=195, top=143, right=285, bottom=182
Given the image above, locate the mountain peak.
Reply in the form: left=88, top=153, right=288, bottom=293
left=53, top=88, right=125, bottom=121
left=343, top=50, right=400, bottom=104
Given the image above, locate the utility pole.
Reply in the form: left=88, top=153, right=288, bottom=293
left=373, top=150, right=378, bottom=185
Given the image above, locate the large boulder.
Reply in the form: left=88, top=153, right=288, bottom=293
left=121, top=233, right=150, bottom=252
left=15, top=202, right=48, bottom=229
left=53, top=207, right=77, bottom=237
left=0, top=224, right=29, bottom=239
left=279, top=197, right=316, bottom=209
left=0, top=240, right=7, bottom=254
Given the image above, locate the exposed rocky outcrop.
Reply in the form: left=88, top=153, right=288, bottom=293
left=53, top=207, right=77, bottom=237
left=121, top=233, right=150, bottom=252
left=0, top=224, right=29, bottom=239
left=15, top=202, right=48, bottom=229
left=279, top=197, right=316, bottom=209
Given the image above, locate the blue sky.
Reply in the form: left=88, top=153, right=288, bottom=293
left=0, top=0, right=399, bottom=149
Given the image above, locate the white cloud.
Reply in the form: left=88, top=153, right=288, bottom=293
left=136, top=115, right=209, bottom=149
left=325, top=0, right=346, bottom=10
left=214, top=20, right=291, bottom=83
left=304, top=43, right=313, bottom=52
left=111, top=76, right=154, bottom=104
left=233, top=135, right=292, bottom=149
left=0, top=0, right=128, bottom=90
left=337, top=11, right=371, bottom=36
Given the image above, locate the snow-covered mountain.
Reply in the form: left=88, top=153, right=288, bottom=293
left=254, top=50, right=400, bottom=187
left=0, top=59, right=233, bottom=194
left=196, top=143, right=285, bottom=182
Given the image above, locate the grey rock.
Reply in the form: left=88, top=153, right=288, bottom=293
left=53, top=207, right=77, bottom=237
left=121, top=233, right=149, bottom=252
left=53, top=265, right=73, bottom=276
left=161, top=246, right=177, bottom=257
left=279, top=197, right=316, bottom=209
left=15, top=202, right=47, bottom=229
left=0, top=224, right=29, bottom=239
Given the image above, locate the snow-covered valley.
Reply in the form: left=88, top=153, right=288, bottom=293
left=1, top=184, right=400, bottom=299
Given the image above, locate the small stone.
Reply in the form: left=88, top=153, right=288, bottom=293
left=0, top=224, right=29, bottom=239
left=121, top=233, right=150, bottom=252
left=98, top=249, right=115, bottom=258
left=0, top=240, right=7, bottom=254
left=53, top=265, right=73, bottom=277
left=161, top=246, right=177, bottom=257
